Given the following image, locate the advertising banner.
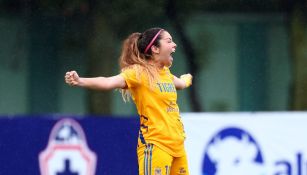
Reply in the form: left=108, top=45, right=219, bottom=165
left=0, top=116, right=139, bottom=175
left=182, top=112, right=307, bottom=175
left=1, top=112, right=307, bottom=175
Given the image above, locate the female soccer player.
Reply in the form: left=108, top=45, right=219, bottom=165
left=65, top=27, right=192, bottom=175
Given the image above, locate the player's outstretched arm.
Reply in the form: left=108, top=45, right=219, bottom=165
left=64, top=70, right=127, bottom=90
left=173, top=73, right=193, bottom=90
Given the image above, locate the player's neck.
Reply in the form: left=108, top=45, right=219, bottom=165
left=147, top=59, right=164, bottom=70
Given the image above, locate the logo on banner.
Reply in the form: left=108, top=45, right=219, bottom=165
left=202, top=127, right=265, bottom=175
left=39, top=118, right=97, bottom=175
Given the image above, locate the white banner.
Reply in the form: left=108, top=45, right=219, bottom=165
left=182, top=112, right=307, bottom=175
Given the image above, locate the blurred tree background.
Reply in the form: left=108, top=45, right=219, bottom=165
left=0, top=0, right=306, bottom=115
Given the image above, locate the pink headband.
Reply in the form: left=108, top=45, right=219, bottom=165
left=144, top=29, right=163, bottom=54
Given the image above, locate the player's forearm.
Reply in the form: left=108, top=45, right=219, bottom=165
left=175, top=79, right=187, bottom=90
left=78, top=77, right=112, bottom=90
left=174, top=74, right=192, bottom=90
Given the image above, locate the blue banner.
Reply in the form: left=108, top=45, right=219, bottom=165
left=0, top=116, right=139, bottom=175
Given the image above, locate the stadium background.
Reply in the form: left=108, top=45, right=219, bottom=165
left=0, top=0, right=307, bottom=175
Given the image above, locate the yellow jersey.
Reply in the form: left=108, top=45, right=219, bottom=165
left=120, top=66, right=185, bottom=157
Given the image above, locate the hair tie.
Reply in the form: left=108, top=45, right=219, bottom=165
left=144, top=29, right=163, bottom=54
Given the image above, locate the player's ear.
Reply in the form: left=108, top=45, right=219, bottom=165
left=151, top=45, right=160, bottom=54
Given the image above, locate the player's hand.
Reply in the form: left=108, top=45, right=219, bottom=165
left=65, top=71, right=80, bottom=86
left=180, top=74, right=193, bottom=87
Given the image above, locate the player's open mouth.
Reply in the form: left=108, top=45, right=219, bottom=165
left=170, top=50, right=175, bottom=56
left=169, top=50, right=175, bottom=61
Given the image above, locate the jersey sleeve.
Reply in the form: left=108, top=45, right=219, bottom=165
left=165, top=67, right=175, bottom=80
left=120, top=68, right=140, bottom=88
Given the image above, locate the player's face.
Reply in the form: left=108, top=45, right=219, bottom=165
left=156, top=31, right=177, bottom=68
